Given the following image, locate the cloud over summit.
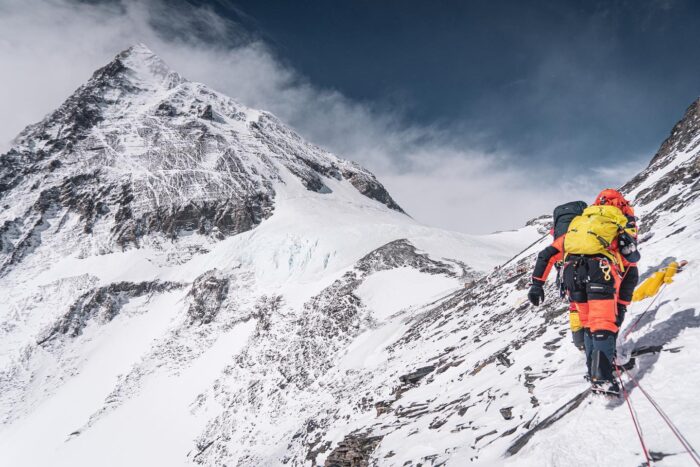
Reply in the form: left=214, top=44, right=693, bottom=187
left=0, top=0, right=648, bottom=233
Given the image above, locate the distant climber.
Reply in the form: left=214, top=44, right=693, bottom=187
left=528, top=201, right=587, bottom=350
left=528, top=189, right=640, bottom=396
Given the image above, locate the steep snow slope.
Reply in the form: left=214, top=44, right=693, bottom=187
left=301, top=99, right=699, bottom=467
left=0, top=45, right=542, bottom=466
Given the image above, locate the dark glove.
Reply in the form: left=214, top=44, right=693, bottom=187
left=618, top=232, right=640, bottom=262
left=528, top=283, right=545, bottom=306
left=615, top=303, right=627, bottom=327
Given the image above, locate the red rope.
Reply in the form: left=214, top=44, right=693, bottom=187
left=615, top=365, right=652, bottom=466
left=623, top=368, right=700, bottom=466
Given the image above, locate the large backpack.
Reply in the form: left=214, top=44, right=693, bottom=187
left=564, top=205, right=628, bottom=261
left=553, top=201, right=587, bottom=239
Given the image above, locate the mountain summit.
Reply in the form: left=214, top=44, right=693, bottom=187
left=1, top=44, right=405, bottom=270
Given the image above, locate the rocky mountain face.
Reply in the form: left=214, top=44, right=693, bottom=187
left=0, top=44, right=401, bottom=274
left=622, top=97, right=700, bottom=234
left=1, top=45, right=699, bottom=467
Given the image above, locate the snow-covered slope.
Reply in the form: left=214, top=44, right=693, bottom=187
left=2, top=44, right=698, bottom=467
left=0, top=45, right=544, bottom=466
left=303, top=99, right=699, bottom=467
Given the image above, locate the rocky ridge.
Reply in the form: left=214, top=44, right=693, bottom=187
left=0, top=44, right=400, bottom=276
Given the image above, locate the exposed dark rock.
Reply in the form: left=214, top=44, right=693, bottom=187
left=286, top=238, right=462, bottom=389
left=429, top=417, right=448, bottom=429
left=252, top=295, right=283, bottom=335
left=187, top=271, right=230, bottom=324
left=324, top=434, right=383, bottom=467
left=650, top=98, right=700, bottom=167
left=0, top=218, right=23, bottom=255
left=356, top=239, right=462, bottom=277
left=436, top=358, right=464, bottom=374
left=496, top=352, right=513, bottom=367
left=200, top=104, right=215, bottom=120
left=113, top=190, right=274, bottom=248
left=341, top=168, right=404, bottom=213
left=306, top=440, right=332, bottom=465
left=542, top=336, right=563, bottom=351
left=621, top=98, right=700, bottom=233
left=58, top=172, right=112, bottom=234
left=0, top=187, right=62, bottom=275
left=375, top=401, right=393, bottom=416
left=506, top=388, right=590, bottom=456
left=457, top=405, right=472, bottom=416
left=249, top=114, right=403, bottom=211
left=474, top=430, right=498, bottom=443
left=0, top=149, right=27, bottom=194
left=399, top=365, right=436, bottom=385
left=155, top=101, right=179, bottom=117
left=48, top=159, right=62, bottom=171
left=394, top=402, right=430, bottom=419
left=499, top=407, right=513, bottom=420
left=191, top=438, right=217, bottom=462
left=38, top=280, right=183, bottom=345
left=1, top=45, right=410, bottom=282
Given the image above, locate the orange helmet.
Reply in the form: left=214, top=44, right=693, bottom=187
left=594, top=188, right=634, bottom=217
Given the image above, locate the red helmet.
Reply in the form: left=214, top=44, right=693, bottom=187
left=594, top=189, right=634, bottom=217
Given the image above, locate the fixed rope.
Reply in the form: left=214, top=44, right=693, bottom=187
left=497, top=233, right=549, bottom=271
left=622, top=283, right=668, bottom=340
left=622, top=368, right=700, bottom=466
left=615, top=365, right=653, bottom=466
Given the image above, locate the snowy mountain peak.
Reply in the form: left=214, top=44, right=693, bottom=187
left=649, top=97, right=700, bottom=167
left=110, top=43, right=183, bottom=90
left=0, top=45, right=407, bottom=275
left=120, top=42, right=158, bottom=60
left=622, top=95, right=699, bottom=233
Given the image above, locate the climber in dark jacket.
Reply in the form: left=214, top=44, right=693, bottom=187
left=528, top=234, right=585, bottom=350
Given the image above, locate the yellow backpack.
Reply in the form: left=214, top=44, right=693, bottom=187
left=564, top=205, right=628, bottom=262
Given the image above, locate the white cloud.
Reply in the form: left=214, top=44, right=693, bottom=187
left=0, top=0, right=644, bottom=233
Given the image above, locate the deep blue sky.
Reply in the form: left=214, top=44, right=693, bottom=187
left=178, top=0, right=700, bottom=168
left=22, top=0, right=694, bottom=231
